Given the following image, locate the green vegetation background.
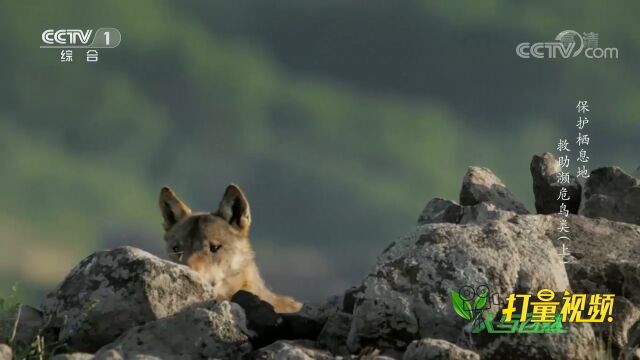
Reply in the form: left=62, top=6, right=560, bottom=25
left=0, top=1, right=638, bottom=303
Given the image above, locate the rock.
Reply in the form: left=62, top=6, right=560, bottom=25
left=0, top=344, right=11, bottom=360
left=297, top=296, right=342, bottom=324
left=530, top=153, right=581, bottom=215
left=457, top=202, right=516, bottom=225
left=417, top=198, right=462, bottom=225
left=533, top=152, right=562, bottom=176
left=459, top=166, right=529, bottom=214
left=347, top=214, right=597, bottom=357
left=249, top=340, right=333, bottom=360
left=590, top=297, right=640, bottom=358
left=634, top=166, right=640, bottom=179
left=320, top=294, right=345, bottom=314
left=402, top=338, right=479, bottom=360
left=14, top=305, right=44, bottom=348
left=614, top=300, right=640, bottom=359
left=419, top=198, right=516, bottom=227
left=581, top=167, right=640, bottom=225
left=478, top=323, right=596, bottom=360
left=318, top=312, right=352, bottom=355
left=548, top=214, right=640, bottom=358
left=52, top=353, right=95, bottom=360
left=346, top=277, right=419, bottom=352
left=560, top=216, right=640, bottom=306
left=0, top=304, right=45, bottom=351
left=343, top=286, right=365, bottom=314
left=42, top=246, right=216, bottom=352
left=95, top=301, right=251, bottom=359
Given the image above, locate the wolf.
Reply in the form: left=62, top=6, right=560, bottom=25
left=158, top=184, right=302, bottom=313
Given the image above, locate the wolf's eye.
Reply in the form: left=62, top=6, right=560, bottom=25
left=209, top=244, right=222, bottom=253
left=172, top=246, right=180, bottom=253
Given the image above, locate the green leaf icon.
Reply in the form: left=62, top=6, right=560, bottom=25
left=474, top=290, right=488, bottom=310
left=450, top=290, right=472, bottom=320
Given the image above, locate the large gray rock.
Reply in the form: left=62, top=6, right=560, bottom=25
left=347, top=203, right=624, bottom=359
left=42, top=246, right=216, bottom=352
left=530, top=152, right=581, bottom=215
left=95, top=301, right=250, bottom=360
left=581, top=166, right=640, bottom=225
left=402, top=338, right=479, bottom=360
left=350, top=186, right=640, bottom=359
left=249, top=340, right=333, bottom=360
left=347, top=213, right=579, bottom=352
left=460, top=166, right=529, bottom=214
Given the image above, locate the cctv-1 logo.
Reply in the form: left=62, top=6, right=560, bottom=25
left=41, top=28, right=121, bottom=48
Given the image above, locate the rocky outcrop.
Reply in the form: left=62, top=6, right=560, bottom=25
left=459, top=166, right=529, bottom=214
left=581, top=166, right=640, bottom=225
left=41, top=246, right=216, bottom=352
left=346, top=206, right=598, bottom=358
left=347, top=163, right=639, bottom=359
left=94, top=301, right=251, bottom=359
left=530, top=152, right=581, bottom=215
left=18, top=159, right=640, bottom=359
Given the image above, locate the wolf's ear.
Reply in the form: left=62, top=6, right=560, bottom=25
left=218, top=184, right=251, bottom=231
left=159, top=187, right=191, bottom=231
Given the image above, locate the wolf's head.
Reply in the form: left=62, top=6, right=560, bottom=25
left=158, top=184, right=254, bottom=287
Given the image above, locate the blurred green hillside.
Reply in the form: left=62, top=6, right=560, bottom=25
left=0, top=1, right=638, bottom=303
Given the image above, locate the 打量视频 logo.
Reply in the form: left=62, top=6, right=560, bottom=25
left=451, top=285, right=615, bottom=334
